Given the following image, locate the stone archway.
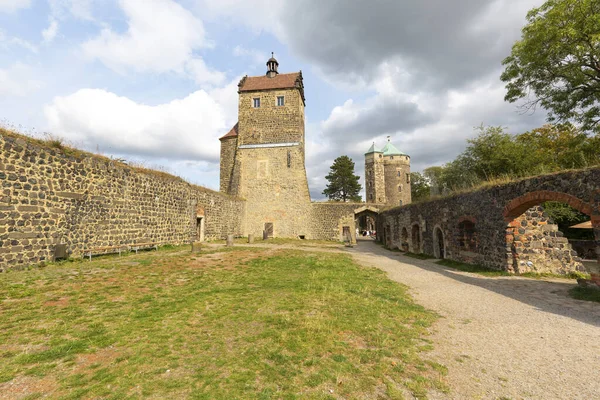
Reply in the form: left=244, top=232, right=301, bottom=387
left=401, top=227, right=409, bottom=252
left=503, top=191, right=597, bottom=277
left=354, top=205, right=380, bottom=240
left=433, top=226, right=445, bottom=259
left=411, top=224, right=421, bottom=253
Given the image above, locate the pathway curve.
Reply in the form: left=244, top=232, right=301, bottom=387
left=346, top=240, right=600, bottom=400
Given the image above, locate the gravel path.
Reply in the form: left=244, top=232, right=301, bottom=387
left=347, top=240, right=600, bottom=400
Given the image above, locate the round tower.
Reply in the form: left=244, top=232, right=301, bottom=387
left=381, top=136, right=411, bottom=207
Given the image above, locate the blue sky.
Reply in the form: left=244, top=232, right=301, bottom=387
left=0, top=0, right=547, bottom=199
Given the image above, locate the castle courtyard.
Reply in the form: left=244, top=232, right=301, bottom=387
left=1, top=240, right=598, bottom=399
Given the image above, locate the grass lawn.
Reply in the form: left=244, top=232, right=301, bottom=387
left=0, top=246, right=445, bottom=399
left=208, top=237, right=343, bottom=247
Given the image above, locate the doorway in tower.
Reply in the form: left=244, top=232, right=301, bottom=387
left=264, top=223, right=274, bottom=239
left=196, top=217, right=205, bottom=242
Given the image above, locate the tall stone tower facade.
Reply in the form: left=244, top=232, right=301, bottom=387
left=364, top=138, right=411, bottom=207
left=219, top=55, right=311, bottom=237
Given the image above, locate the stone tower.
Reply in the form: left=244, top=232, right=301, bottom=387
left=219, top=55, right=311, bottom=237
left=364, top=137, right=411, bottom=207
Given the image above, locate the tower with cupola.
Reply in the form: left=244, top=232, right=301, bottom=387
left=364, top=137, right=411, bottom=207
left=219, top=54, right=311, bottom=237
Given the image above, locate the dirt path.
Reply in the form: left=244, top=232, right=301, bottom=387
left=346, top=240, right=600, bottom=400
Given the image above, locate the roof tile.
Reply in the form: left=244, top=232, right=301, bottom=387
left=219, top=122, right=238, bottom=140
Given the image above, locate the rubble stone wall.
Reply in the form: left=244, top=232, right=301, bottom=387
left=378, top=168, right=600, bottom=274
left=0, top=131, right=245, bottom=270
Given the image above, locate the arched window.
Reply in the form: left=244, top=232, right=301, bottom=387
left=398, top=185, right=402, bottom=192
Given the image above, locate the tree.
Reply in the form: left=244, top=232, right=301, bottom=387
left=410, top=172, right=430, bottom=202
left=501, top=0, right=600, bottom=133
left=322, top=155, right=362, bottom=202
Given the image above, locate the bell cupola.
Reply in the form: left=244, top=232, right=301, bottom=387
left=266, top=52, right=279, bottom=78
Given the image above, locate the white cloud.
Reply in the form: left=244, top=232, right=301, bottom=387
left=184, top=58, right=226, bottom=85
left=0, top=63, right=43, bottom=97
left=0, top=0, right=30, bottom=13
left=0, top=30, right=37, bottom=52
left=83, top=0, right=223, bottom=85
left=44, top=79, right=241, bottom=162
left=48, top=0, right=94, bottom=20
left=232, top=45, right=265, bottom=64
left=42, top=18, right=59, bottom=43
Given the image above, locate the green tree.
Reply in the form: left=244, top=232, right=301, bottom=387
left=410, top=172, right=430, bottom=202
left=322, top=155, right=362, bottom=202
left=501, top=0, right=600, bottom=132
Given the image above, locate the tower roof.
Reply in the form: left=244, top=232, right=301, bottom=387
left=219, top=122, right=238, bottom=140
left=238, top=72, right=302, bottom=92
left=365, top=142, right=382, bottom=155
left=381, top=142, right=405, bottom=156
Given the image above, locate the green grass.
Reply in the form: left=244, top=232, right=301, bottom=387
left=0, top=246, right=445, bottom=399
left=568, top=286, right=600, bottom=303
left=404, top=252, right=436, bottom=260
left=435, top=259, right=510, bottom=277
left=520, top=271, right=590, bottom=280
left=208, top=236, right=343, bottom=247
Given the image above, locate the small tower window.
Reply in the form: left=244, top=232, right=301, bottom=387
left=277, top=96, right=285, bottom=106
left=287, top=150, right=291, bottom=168
left=398, top=185, right=402, bottom=192
left=390, top=156, right=394, bottom=160
left=253, top=98, right=260, bottom=108
left=397, top=170, right=401, bottom=177
left=406, top=173, right=410, bottom=184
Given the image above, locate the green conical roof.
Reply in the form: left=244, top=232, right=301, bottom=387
left=382, top=142, right=405, bottom=156
left=365, top=142, right=382, bottom=155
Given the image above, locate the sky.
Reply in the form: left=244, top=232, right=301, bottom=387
left=0, top=0, right=548, bottom=200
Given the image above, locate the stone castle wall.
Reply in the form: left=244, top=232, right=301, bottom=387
left=0, top=131, right=245, bottom=270
left=236, top=145, right=311, bottom=238
left=508, top=206, right=584, bottom=274
left=238, top=89, right=304, bottom=146
left=378, top=168, right=600, bottom=275
left=219, top=136, right=237, bottom=193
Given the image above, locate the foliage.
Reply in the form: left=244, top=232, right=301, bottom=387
left=410, top=172, right=431, bottom=201
left=421, top=124, right=600, bottom=194
left=322, top=155, right=362, bottom=202
left=0, top=246, right=445, bottom=398
left=542, top=201, right=594, bottom=240
left=501, top=0, right=600, bottom=133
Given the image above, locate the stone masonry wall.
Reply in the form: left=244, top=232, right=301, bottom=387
left=236, top=145, right=311, bottom=238
left=219, top=136, right=237, bottom=193
left=508, top=206, right=585, bottom=274
left=378, top=168, right=600, bottom=275
left=238, top=88, right=304, bottom=146
left=383, top=156, right=411, bottom=208
left=0, top=131, right=245, bottom=270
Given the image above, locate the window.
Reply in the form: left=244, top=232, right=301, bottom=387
left=390, top=156, right=394, bottom=160
left=458, top=220, right=476, bottom=251
left=399, top=200, right=403, bottom=206
left=406, top=173, right=410, bottom=184
left=287, top=150, right=291, bottom=168
left=397, top=170, right=401, bottom=177
left=398, top=185, right=402, bottom=192
left=253, top=98, right=260, bottom=108
left=277, top=96, right=284, bottom=106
